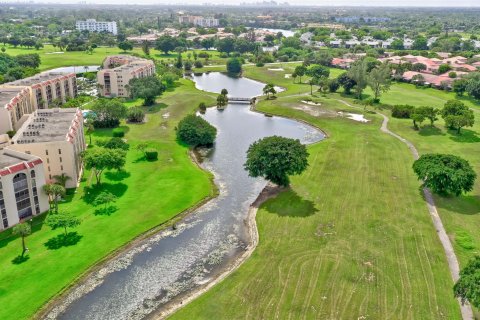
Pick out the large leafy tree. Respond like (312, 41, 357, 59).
(367, 63, 391, 101)
(176, 115, 217, 147)
(12, 222, 31, 257)
(128, 76, 165, 106)
(244, 136, 309, 187)
(118, 41, 133, 52)
(155, 35, 177, 54)
(45, 211, 81, 236)
(337, 73, 356, 94)
(306, 64, 330, 79)
(90, 99, 127, 128)
(82, 148, 127, 185)
(294, 65, 307, 83)
(348, 59, 369, 99)
(226, 57, 242, 74)
(441, 100, 475, 134)
(412, 154, 476, 196)
(216, 37, 235, 55)
(454, 256, 480, 308)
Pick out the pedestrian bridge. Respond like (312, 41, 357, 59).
(228, 97, 256, 104)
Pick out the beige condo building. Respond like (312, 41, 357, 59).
(97, 55, 156, 98)
(7, 108, 86, 189)
(0, 72, 77, 135)
(0, 148, 49, 230)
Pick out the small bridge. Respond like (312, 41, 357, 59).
(228, 97, 256, 105)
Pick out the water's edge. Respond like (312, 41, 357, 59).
(150, 183, 284, 320)
(35, 151, 219, 320)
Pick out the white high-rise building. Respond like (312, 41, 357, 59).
(75, 19, 118, 35)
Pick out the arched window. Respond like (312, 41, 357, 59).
(13, 173, 32, 220)
(31, 170, 36, 178)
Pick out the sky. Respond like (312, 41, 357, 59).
(22, 0, 480, 6)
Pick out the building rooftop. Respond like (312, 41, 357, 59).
(0, 149, 38, 170)
(0, 87, 24, 108)
(8, 72, 73, 87)
(11, 108, 81, 144)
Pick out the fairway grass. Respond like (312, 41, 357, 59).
(3, 45, 226, 71)
(170, 67, 465, 319)
(0, 79, 216, 320)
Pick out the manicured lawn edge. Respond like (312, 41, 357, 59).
(152, 183, 283, 320)
(35, 150, 218, 319)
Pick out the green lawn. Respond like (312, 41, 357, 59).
(170, 67, 463, 319)
(0, 78, 216, 320)
(3, 44, 226, 71)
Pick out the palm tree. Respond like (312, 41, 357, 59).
(53, 173, 71, 188)
(12, 222, 31, 257)
(43, 184, 66, 213)
(221, 88, 228, 96)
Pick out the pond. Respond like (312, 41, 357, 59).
(51, 73, 324, 320)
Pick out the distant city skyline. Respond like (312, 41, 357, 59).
(3, 0, 480, 6)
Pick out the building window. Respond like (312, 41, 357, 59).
(61, 165, 64, 171)
(59, 157, 62, 163)
(58, 149, 61, 155)
(46, 150, 49, 156)
(13, 173, 32, 220)
(30, 170, 35, 178)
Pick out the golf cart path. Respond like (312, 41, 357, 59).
(335, 99, 473, 320)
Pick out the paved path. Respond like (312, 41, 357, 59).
(335, 99, 473, 319)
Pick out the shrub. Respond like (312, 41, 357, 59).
(256, 62, 265, 67)
(112, 128, 125, 138)
(194, 60, 203, 68)
(145, 148, 158, 160)
(198, 52, 210, 58)
(104, 137, 129, 150)
(177, 115, 217, 147)
(6, 130, 15, 138)
(391, 105, 415, 118)
(127, 107, 145, 123)
(226, 57, 242, 74)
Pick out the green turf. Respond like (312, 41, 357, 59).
(0, 78, 216, 320)
(3, 45, 226, 71)
(170, 66, 463, 319)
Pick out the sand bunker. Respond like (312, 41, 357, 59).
(338, 111, 370, 123)
(45, 52, 65, 54)
(284, 74, 291, 78)
(268, 68, 284, 71)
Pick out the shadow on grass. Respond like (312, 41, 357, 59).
(44, 232, 83, 250)
(82, 182, 128, 205)
(105, 170, 131, 181)
(435, 194, 480, 216)
(418, 126, 445, 136)
(449, 129, 480, 143)
(11, 255, 30, 265)
(263, 190, 317, 218)
(145, 103, 168, 113)
(94, 205, 118, 216)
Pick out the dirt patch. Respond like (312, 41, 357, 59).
(293, 104, 336, 118)
(301, 100, 321, 106)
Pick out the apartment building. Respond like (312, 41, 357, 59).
(178, 15, 219, 27)
(7, 108, 85, 189)
(0, 148, 49, 230)
(97, 55, 156, 98)
(76, 19, 118, 35)
(0, 72, 77, 134)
